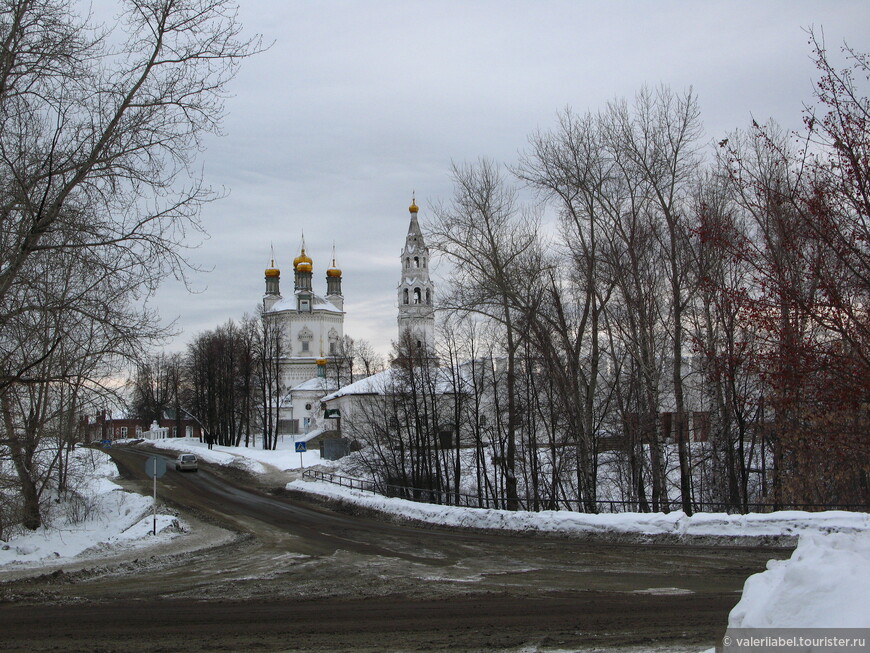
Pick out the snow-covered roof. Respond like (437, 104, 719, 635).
(295, 426, 333, 443)
(322, 369, 395, 401)
(322, 366, 459, 402)
(291, 376, 339, 393)
(268, 293, 341, 313)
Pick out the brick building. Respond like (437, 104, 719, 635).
(82, 411, 202, 442)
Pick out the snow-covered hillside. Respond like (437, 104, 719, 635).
(0, 447, 181, 569)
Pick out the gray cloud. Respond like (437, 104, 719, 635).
(151, 0, 870, 356)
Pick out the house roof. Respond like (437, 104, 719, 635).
(290, 376, 339, 393)
(295, 426, 329, 443)
(322, 366, 459, 402)
(322, 369, 395, 401)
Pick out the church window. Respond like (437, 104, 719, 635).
(426, 289, 431, 305)
(423, 258, 427, 268)
(301, 341, 309, 352)
(413, 288, 421, 304)
(329, 341, 337, 354)
(414, 256, 419, 268)
(405, 257, 410, 269)
(403, 288, 409, 304)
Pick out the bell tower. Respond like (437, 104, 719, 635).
(397, 195, 435, 351)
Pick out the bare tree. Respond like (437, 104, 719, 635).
(0, 0, 260, 528)
(689, 166, 763, 510)
(345, 331, 451, 500)
(516, 109, 619, 512)
(604, 86, 704, 514)
(429, 159, 542, 510)
(130, 353, 176, 425)
(0, 282, 121, 529)
(256, 306, 283, 450)
(354, 338, 385, 377)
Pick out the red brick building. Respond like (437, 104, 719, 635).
(82, 411, 202, 442)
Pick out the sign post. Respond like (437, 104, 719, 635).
(144, 456, 167, 536)
(295, 441, 307, 470)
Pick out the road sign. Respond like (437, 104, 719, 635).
(145, 456, 167, 478)
(295, 440, 307, 470)
(144, 456, 167, 536)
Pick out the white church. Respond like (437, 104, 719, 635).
(261, 197, 435, 446)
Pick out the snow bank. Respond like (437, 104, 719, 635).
(287, 479, 870, 538)
(143, 436, 331, 473)
(0, 447, 181, 569)
(729, 532, 870, 628)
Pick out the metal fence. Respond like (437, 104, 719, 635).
(299, 470, 869, 514)
(301, 470, 506, 508)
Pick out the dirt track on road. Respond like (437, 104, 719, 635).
(0, 445, 792, 652)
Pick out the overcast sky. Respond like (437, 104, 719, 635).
(148, 0, 870, 357)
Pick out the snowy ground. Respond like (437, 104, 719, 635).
(143, 434, 333, 474)
(0, 447, 181, 570)
(122, 437, 870, 633)
(286, 478, 870, 539)
(729, 532, 870, 628)
(2, 437, 868, 641)
(285, 470, 870, 634)
(0, 436, 329, 573)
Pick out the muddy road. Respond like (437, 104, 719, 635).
(0, 445, 791, 652)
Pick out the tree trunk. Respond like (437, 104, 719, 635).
(3, 396, 41, 530)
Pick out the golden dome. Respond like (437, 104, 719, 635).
(409, 198, 419, 214)
(265, 258, 280, 278)
(326, 257, 342, 278)
(316, 357, 328, 366)
(293, 247, 312, 272)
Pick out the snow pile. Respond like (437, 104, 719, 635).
(0, 447, 180, 569)
(143, 436, 331, 473)
(729, 532, 870, 628)
(673, 510, 870, 538)
(145, 437, 267, 474)
(287, 479, 870, 538)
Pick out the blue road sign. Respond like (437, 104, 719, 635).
(295, 441, 307, 453)
(145, 456, 167, 478)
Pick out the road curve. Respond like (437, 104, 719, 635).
(0, 444, 790, 652)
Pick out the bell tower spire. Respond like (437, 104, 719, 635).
(397, 194, 435, 351)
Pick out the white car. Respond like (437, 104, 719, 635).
(175, 454, 198, 472)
